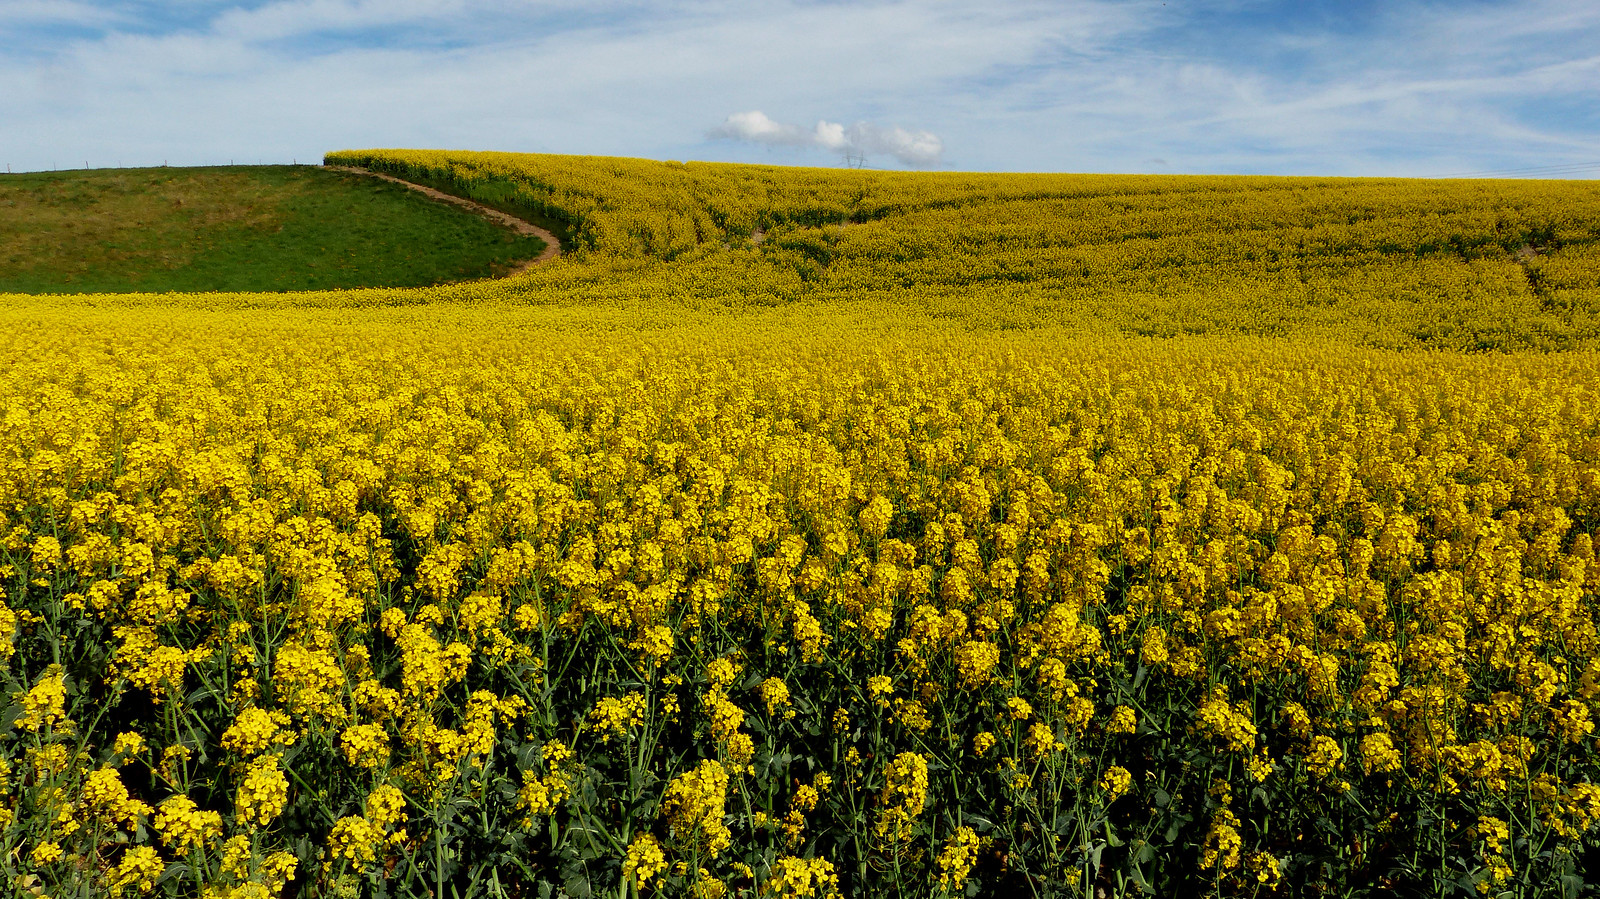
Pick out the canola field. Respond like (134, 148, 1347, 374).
(2, 151, 1600, 898)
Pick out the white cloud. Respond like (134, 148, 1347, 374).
(0, 0, 114, 22)
(905, 0, 1600, 175)
(711, 111, 944, 166)
(209, 0, 467, 42)
(710, 111, 811, 147)
(0, 0, 1595, 176)
(0, 0, 128, 38)
(845, 124, 943, 167)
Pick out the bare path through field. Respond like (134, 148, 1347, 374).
(323, 165, 560, 276)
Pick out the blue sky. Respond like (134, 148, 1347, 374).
(2, 0, 1597, 176)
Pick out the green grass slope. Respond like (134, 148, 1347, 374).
(0, 165, 546, 294)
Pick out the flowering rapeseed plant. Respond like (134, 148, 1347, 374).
(0, 148, 1599, 896)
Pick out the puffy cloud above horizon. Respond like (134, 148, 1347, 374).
(1, 0, 1597, 177)
(710, 111, 943, 167)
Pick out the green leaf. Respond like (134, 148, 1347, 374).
(560, 860, 594, 899)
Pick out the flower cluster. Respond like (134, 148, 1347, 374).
(2, 146, 1600, 898)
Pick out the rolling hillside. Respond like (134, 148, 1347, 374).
(325, 149, 1600, 350)
(0, 164, 547, 294)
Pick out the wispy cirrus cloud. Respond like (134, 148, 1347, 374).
(208, 0, 470, 42)
(0, 0, 116, 23)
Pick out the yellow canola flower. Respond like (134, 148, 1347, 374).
(340, 722, 390, 769)
(1306, 735, 1345, 779)
(935, 827, 981, 893)
(1476, 815, 1511, 856)
(1245, 750, 1276, 783)
(875, 751, 929, 843)
(662, 759, 733, 858)
(1360, 733, 1404, 776)
(1247, 851, 1283, 889)
(1107, 705, 1138, 735)
(866, 675, 893, 707)
(16, 665, 69, 733)
(1024, 722, 1064, 758)
(30, 840, 63, 865)
(632, 624, 674, 667)
(327, 815, 385, 866)
(113, 626, 208, 705)
(366, 783, 408, 830)
(109, 846, 164, 896)
(31, 535, 62, 571)
(759, 677, 794, 718)
(1193, 685, 1257, 753)
(234, 755, 290, 827)
(155, 794, 223, 854)
(272, 640, 348, 720)
(954, 640, 1001, 689)
(221, 707, 294, 756)
(706, 657, 740, 690)
(0, 600, 18, 660)
(1200, 809, 1243, 871)
(588, 692, 648, 742)
(113, 731, 148, 760)
(622, 833, 667, 891)
(83, 766, 154, 829)
(1099, 766, 1133, 801)
(762, 856, 841, 899)
(518, 740, 575, 821)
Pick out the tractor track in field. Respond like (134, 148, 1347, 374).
(322, 165, 561, 276)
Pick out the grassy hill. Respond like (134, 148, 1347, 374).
(0, 164, 546, 294)
(322, 150, 1600, 351)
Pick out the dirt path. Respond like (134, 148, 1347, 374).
(323, 165, 560, 276)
